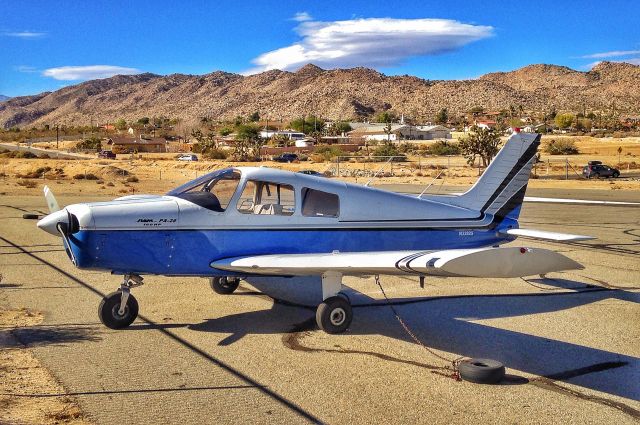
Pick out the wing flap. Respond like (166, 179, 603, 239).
(211, 247, 583, 278)
(502, 228, 595, 241)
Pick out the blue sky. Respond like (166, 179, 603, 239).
(1, 0, 639, 97)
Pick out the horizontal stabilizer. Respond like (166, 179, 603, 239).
(212, 246, 584, 278)
(501, 228, 594, 242)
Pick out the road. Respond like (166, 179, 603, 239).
(1, 189, 639, 424)
(0, 143, 93, 160)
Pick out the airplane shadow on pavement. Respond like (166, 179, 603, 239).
(188, 275, 640, 402)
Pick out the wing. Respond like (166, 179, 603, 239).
(211, 247, 583, 279)
(500, 228, 595, 242)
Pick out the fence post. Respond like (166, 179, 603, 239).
(565, 158, 569, 180)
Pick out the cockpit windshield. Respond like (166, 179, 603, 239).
(167, 168, 241, 212)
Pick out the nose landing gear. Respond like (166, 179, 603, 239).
(98, 274, 143, 329)
(316, 272, 353, 334)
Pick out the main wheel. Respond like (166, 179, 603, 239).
(613, 172, 620, 178)
(458, 358, 505, 384)
(210, 276, 240, 294)
(98, 291, 138, 329)
(316, 296, 353, 334)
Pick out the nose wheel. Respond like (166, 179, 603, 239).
(98, 290, 139, 329)
(98, 274, 143, 329)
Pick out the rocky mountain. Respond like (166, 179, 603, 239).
(1, 62, 639, 128)
(0, 95, 10, 102)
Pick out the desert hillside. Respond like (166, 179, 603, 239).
(1, 62, 639, 128)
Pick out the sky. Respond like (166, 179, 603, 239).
(1, 0, 639, 97)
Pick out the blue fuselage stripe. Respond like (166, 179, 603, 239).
(67, 225, 515, 276)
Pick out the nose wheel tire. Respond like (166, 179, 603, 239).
(316, 296, 353, 334)
(210, 276, 241, 294)
(98, 291, 139, 329)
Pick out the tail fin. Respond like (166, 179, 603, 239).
(447, 132, 540, 219)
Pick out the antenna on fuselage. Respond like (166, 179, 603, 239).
(417, 169, 445, 198)
(364, 156, 394, 187)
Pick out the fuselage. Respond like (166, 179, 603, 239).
(40, 167, 518, 276)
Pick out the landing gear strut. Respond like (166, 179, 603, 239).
(316, 272, 353, 334)
(98, 274, 143, 329)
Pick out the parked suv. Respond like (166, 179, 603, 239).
(273, 153, 298, 163)
(98, 150, 116, 159)
(177, 154, 198, 161)
(582, 161, 620, 179)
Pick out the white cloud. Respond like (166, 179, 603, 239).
(585, 58, 640, 69)
(581, 49, 640, 59)
(4, 31, 46, 38)
(292, 12, 312, 22)
(15, 65, 38, 73)
(247, 18, 493, 73)
(42, 65, 142, 81)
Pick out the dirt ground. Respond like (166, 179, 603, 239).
(1, 136, 640, 198)
(0, 305, 90, 424)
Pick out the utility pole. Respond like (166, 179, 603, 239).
(56, 125, 59, 150)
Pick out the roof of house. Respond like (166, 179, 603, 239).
(110, 137, 166, 145)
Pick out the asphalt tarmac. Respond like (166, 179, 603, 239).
(0, 187, 639, 424)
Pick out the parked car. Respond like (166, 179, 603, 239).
(177, 154, 198, 161)
(298, 170, 326, 177)
(273, 153, 298, 163)
(582, 161, 620, 179)
(98, 150, 116, 159)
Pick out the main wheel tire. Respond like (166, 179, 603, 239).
(613, 172, 620, 178)
(458, 358, 505, 384)
(98, 291, 138, 329)
(316, 296, 353, 334)
(210, 276, 240, 294)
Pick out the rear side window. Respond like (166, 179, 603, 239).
(302, 188, 340, 217)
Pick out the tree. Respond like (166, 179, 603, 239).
(249, 111, 260, 122)
(373, 111, 396, 123)
(115, 118, 127, 131)
(469, 106, 484, 116)
(435, 108, 448, 124)
(290, 116, 325, 134)
(137, 117, 150, 125)
(233, 124, 262, 161)
(459, 126, 501, 167)
(191, 129, 218, 153)
(555, 113, 575, 129)
(383, 122, 393, 145)
(332, 121, 352, 134)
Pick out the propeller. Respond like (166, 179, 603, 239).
(37, 186, 77, 265)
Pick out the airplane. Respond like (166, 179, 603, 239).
(37, 132, 594, 334)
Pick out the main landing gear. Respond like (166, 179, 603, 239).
(316, 272, 353, 334)
(98, 274, 143, 329)
(209, 276, 241, 294)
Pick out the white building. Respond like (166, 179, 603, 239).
(348, 124, 451, 142)
(259, 130, 306, 140)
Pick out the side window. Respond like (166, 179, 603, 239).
(237, 181, 295, 216)
(302, 188, 340, 217)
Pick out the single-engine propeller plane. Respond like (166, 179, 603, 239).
(37, 133, 594, 333)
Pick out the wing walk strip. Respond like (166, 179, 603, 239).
(0, 235, 322, 424)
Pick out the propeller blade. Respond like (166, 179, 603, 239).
(44, 185, 60, 213)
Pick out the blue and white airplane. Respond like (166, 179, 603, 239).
(37, 133, 592, 333)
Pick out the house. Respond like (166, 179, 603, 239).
(348, 124, 451, 142)
(110, 137, 167, 153)
(259, 130, 306, 140)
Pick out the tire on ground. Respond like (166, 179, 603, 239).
(458, 358, 505, 384)
(22, 213, 39, 219)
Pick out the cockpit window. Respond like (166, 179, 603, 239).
(237, 180, 295, 216)
(168, 169, 241, 212)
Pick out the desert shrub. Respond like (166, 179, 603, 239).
(425, 141, 460, 156)
(14, 151, 38, 159)
(72, 174, 85, 180)
(126, 175, 139, 183)
(96, 180, 104, 184)
(314, 146, 344, 161)
(76, 137, 102, 151)
(205, 148, 228, 160)
(544, 139, 579, 155)
(372, 144, 406, 162)
(17, 179, 37, 188)
(106, 182, 115, 187)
